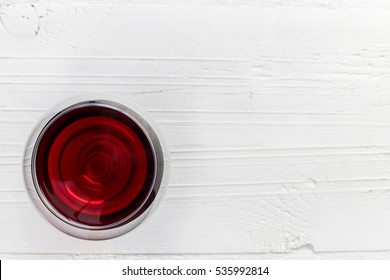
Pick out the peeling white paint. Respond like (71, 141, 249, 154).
(0, 3, 47, 38)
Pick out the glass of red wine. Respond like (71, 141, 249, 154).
(24, 97, 168, 240)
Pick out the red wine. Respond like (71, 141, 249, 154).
(34, 104, 156, 227)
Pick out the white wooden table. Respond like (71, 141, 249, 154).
(2, 1, 390, 259)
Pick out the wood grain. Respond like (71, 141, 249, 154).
(1, 3, 390, 258)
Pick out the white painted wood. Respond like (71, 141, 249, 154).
(2, 2, 390, 258)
